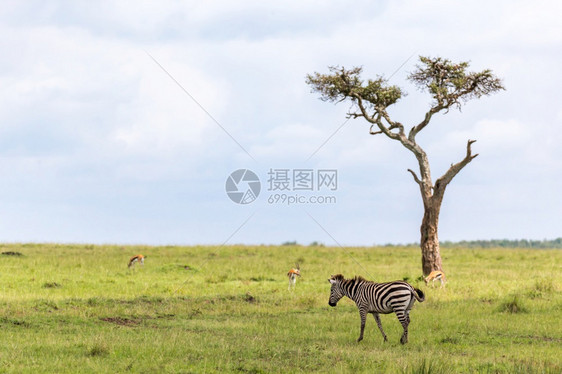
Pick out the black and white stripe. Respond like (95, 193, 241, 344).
(328, 274, 425, 344)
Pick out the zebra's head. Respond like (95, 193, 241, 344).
(328, 274, 345, 307)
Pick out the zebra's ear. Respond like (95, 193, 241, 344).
(328, 278, 336, 284)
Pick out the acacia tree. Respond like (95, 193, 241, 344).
(306, 56, 504, 275)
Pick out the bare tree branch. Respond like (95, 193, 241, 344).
(353, 97, 404, 143)
(407, 169, 422, 185)
(408, 104, 444, 141)
(369, 125, 383, 135)
(346, 112, 364, 119)
(434, 139, 478, 198)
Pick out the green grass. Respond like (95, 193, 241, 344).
(0, 243, 561, 373)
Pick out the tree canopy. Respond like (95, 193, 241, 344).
(306, 56, 504, 143)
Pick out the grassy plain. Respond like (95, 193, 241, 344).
(0, 243, 561, 373)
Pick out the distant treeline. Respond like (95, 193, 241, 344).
(284, 239, 562, 249)
(439, 238, 562, 249)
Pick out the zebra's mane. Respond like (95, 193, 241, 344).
(352, 275, 368, 283)
(332, 274, 371, 284)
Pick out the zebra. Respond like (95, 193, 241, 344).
(328, 274, 425, 344)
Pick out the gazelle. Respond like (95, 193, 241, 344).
(424, 270, 446, 288)
(128, 254, 146, 269)
(287, 264, 301, 290)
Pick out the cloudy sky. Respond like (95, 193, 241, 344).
(1, 0, 560, 246)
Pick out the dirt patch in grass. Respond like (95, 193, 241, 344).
(0, 317, 30, 327)
(42, 282, 62, 289)
(33, 300, 60, 311)
(525, 335, 562, 343)
(99, 317, 142, 327)
(244, 292, 256, 303)
(440, 336, 460, 344)
(1, 251, 24, 256)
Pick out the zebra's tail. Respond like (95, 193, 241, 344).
(413, 288, 425, 302)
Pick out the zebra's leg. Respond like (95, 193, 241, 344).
(372, 313, 387, 342)
(396, 310, 409, 344)
(357, 309, 367, 342)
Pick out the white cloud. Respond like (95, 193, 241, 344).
(111, 54, 224, 154)
(0, 1, 561, 244)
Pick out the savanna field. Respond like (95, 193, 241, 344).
(0, 244, 560, 373)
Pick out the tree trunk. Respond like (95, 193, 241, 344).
(420, 198, 443, 276)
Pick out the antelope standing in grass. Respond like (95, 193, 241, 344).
(287, 264, 301, 290)
(128, 254, 146, 269)
(328, 274, 425, 344)
(424, 270, 446, 288)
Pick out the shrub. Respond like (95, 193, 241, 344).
(87, 344, 109, 357)
(42, 282, 62, 289)
(497, 296, 527, 314)
(527, 278, 555, 299)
